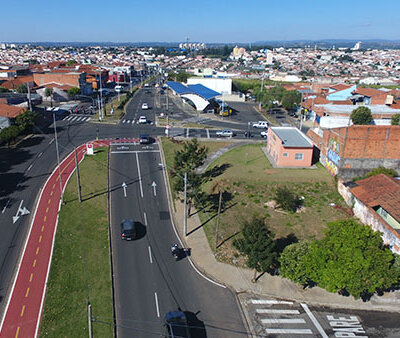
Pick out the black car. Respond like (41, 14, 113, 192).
(165, 311, 191, 338)
(120, 219, 137, 240)
(139, 134, 151, 144)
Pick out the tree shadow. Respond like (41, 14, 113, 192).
(206, 191, 234, 212)
(216, 231, 240, 249)
(203, 163, 231, 181)
(275, 233, 298, 255)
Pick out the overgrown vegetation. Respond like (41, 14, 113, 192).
(354, 166, 398, 181)
(0, 110, 40, 146)
(274, 186, 301, 212)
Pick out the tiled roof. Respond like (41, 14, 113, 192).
(330, 84, 352, 91)
(351, 174, 400, 222)
(354, 87, 385, 97)
(0, 103, 26, 118)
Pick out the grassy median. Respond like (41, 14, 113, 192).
(40, 148, 113, 338)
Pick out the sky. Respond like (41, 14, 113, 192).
(1, 0, 400, 43)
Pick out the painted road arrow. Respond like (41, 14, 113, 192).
(12, 200, 30, 224)
(151, 181, 157, 197)
(122, 182, 128, 198)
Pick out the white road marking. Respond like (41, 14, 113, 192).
(110, 150, 160, 154)
(206, 129, 210, 138)
(76, 116, 82, 121)
(66, 116, 73, 121)
(148, 246, 153, 264)
(154, 292, 160, 318)
(251, 299, 293, 305)
(186, 128, 189, 138)
(257, 309, 300, 314)
(131, 120, 135, 125)
(86, 117, 91, 122)
(71, 116, 78, 121)
(143, 212, 147, 225)
(49, 138, 54, 145)
(27, 164, 33, 172)
(301, 303, 328, 338)
(265, 328, 313, 334)
(38, 152, 43, 158)
(122, 120, 126, 124)
(2, 199, 10, 214)
(126, 119, 131, 123)
(136, 152, 143, 198)
(262, 318, 306, 324)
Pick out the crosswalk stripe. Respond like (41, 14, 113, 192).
(122, 120, 126, 123)
(62, 116, 68, 121)
(265, 328, 313, 334)
(86, 117, 91, 122)
(132, 120, 135, 124)
(127, 120, 130, 123)
(262, 318, 306, 324)
(251, 299, 294, 305)
(76, 117, 82, 121)
(256, 309, 300, 314)
(67, 116, 73, 121)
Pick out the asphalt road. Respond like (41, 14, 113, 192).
(109, 142, 247, 337)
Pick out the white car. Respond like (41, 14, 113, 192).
(252, 121, 269, 128)
(138, 116, 147, 124)
(141, 103, 149, 110)
(260, 130, 268, 138)
(216, 129, 234, 137)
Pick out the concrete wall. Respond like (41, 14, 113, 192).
(0, 115, 10, 130)
(216, 93, 245, 102)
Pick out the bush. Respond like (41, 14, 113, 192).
(391, 113, 400, 126)
(274, 186, 300, 212)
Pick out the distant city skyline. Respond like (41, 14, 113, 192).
(1, 0, 400, 43)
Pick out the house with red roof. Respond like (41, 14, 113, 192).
(338, 174, 400, 254)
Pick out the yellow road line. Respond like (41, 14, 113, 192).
(15, 326, 20, 338)
(20, 305, 25, 317)
(41, 225, 44, 232)
(36, 247, 39, 255)
(25, 287, 30, 298)
(44, 216, 47, 222)
(29, 273, 33, 282)
(46, 207, 49, 213)
(47, 198, 51, 205)
(39, 235, 42, 243)
(32, 259, 36, 268)
(50, 190, 54, 196)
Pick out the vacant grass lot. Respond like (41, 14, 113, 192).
(40, 148, 113, 338)
(161, 139, 351, 265)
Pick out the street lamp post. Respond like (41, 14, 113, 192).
(259, 71, 265, 111)
(53, 112, 64, 203)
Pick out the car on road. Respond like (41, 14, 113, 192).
(260, 130, 268, 138)
(120, 219, 137, 241)
(252, 121, 269, 128)
(139, 134, 150, 144)
(141, 103, 149, 110)
(138, 116, 147, 124)
(164, 311, 191, 338)
(216, 129, 234, 137)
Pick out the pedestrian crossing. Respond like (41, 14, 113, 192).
(121, 119, 136, 124)
(248, 298, 325, 336)
(62, 115, 92, 122)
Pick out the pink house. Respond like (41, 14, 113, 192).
(267, 127, 313, 167)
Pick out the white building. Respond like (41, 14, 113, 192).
(187, 77, 232, 95)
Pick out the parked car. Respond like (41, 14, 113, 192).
(139, 134, 150, 144)
(216, 129, 234, 137)
(252, 121, 269, 129)
(120, 219, 137, 241)
(141, 103, 149, 110)
(164, 311, 191, 338)
(260, 130, 268, 138)
(138, 116, 147, 124)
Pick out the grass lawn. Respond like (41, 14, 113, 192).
(200, 144, 351, 263)
(39, 148, 113, 338)
(161, 139, 351, 265)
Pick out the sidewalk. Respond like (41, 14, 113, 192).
(165, 178, 400, 313)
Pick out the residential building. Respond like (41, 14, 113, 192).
(266, 127, 314, 167)
(338, 174, 400, 254)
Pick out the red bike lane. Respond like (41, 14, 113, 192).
(0, 139, 116, 338)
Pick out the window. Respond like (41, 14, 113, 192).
(283, 152, 288, 157)
(295, 153, 303, 160)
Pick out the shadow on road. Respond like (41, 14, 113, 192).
(184, 311, 207, 338)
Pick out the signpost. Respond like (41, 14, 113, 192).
(86, 143, 94, 155)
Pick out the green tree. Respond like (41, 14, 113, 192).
(274, 186, 300, 212)
(233, 216, 277, 282)
(391, 113, 400, 125)
(172, 138, 208, 201)
(67, 87, 80, 98)
(351, 106, 373, 125)
(305, 219, 399, 299)
(15, 111, 35, 133)
(0, 125, 20, 146)
(0, 86, 9, 93)
(361, 167, 397, 180)
(16, 84, 28, 93)
(281, 90, 301, 110)
(66, 59, 78, 66)
(279, 241, 311, 286)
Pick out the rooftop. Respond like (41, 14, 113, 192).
(270, 127, 313, 148)
(166, 81, 220, 100)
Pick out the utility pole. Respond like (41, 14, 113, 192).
(183, 172, 187, 237)
(259, 71, 265, 111)
(88, 302, 93, 338)
(27, 83, 32, 112)
(74, 147, 82, 202)
(215, 190, 223, 248)
(53, 113, 64, 203)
